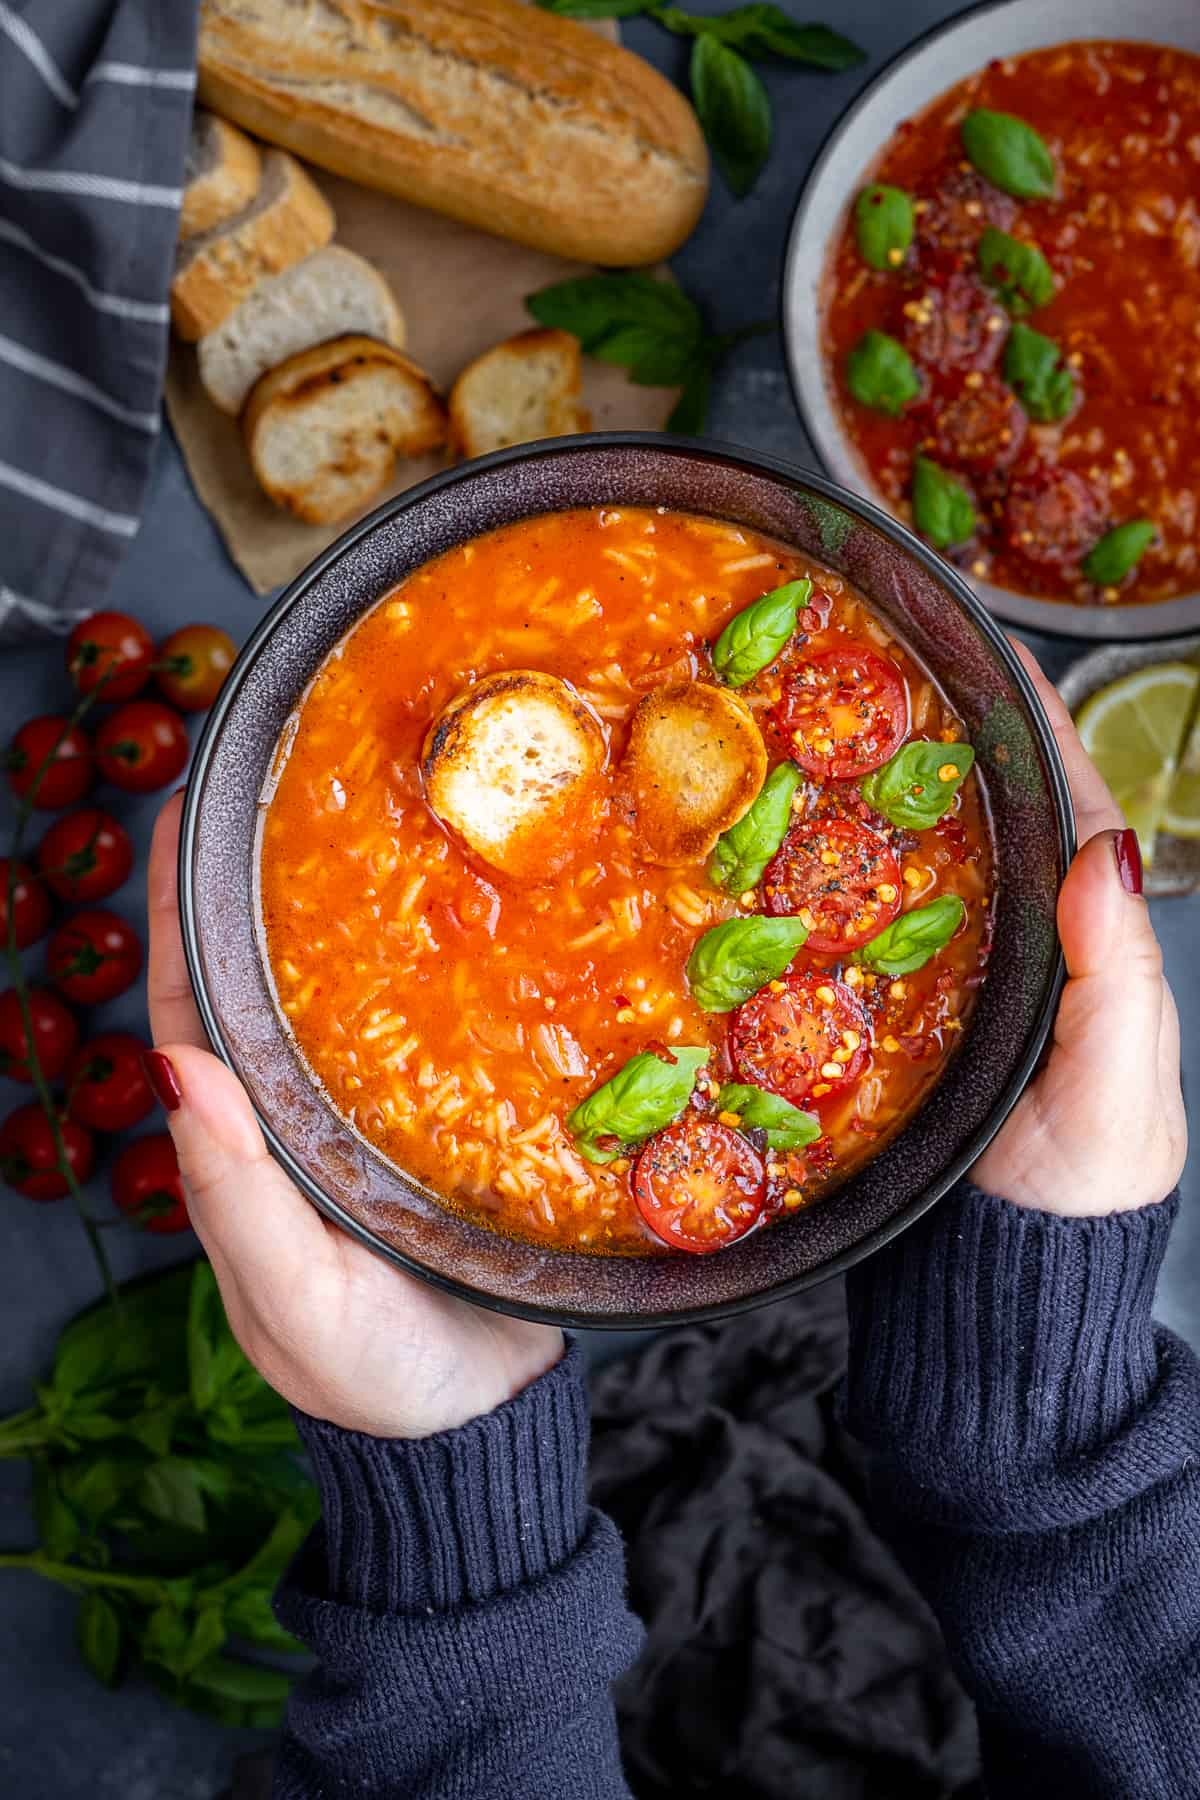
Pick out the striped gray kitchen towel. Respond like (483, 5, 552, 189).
(0, 0, 198, 647)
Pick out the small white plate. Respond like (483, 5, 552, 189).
(781, 0, 1200, 642)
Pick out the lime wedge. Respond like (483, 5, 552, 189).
(1164, 711, 1200, 840)
(1074, 662, 1200, 864)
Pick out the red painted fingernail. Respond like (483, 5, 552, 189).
(1114, 827, 1143, 896)
(142, 1050, 182, 1112)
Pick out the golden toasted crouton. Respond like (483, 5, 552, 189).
(622, 681, 767, 866)
(422, 670, 606, 879)
(448, 329, 590, 461)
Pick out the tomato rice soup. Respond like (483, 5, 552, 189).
(259, 507, 994, 1255)
(824, 41, 1200, 606)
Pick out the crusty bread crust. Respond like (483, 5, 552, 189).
(179, 112, 262, 240)
(449, 329, 589, 460)
(622, 682, 768, 866)
(197, 0, 708, 267)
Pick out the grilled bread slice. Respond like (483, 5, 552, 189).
(244, 335, 447, 524)
(423, 670, 606, 879)
(622, 681, 767, 866)
(171, 148, 335, 340)
(180, 111, 262, 240)
(449, 329, 590, 461)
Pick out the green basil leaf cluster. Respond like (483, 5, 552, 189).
(853, 895, 965, 975)
(961, 109, 1056, 199)
(712, 578, 811, 686)
(854, 184, 915, 269)
(1003, 321, 1076, 422)
(687, 915, 809, 1011)
(912, 457, 976, 549)
(567, 1048, 709, 1163)
(655, 5, 864, 68)
(716, 1082, 821, 1149)
(708, 761, 801, 891)
(846, 330, 921, 415)
(1082, 519, 1156, 585)
(977, 225, 1055, 315)
(860, 741, 975, 829)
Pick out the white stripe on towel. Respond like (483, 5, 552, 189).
(0, 4, 79, 108)
(88, 61, 197, 92)
(0, 333, 159, 432)
(0, 218, 169, 324)
(0, 157, 181, 207)
(0, 459, 139, 537)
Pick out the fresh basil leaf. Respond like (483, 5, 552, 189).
(188, 1262, 248, 1416)
(912, 456, 976, 549)
(687, 915, 809, 1011)
(33, 1464, 82, 1560)
(1082, 519, 1156, 585)
(853, 895, 965, 976)
(224, 1584, 306, 1656)
(859, 741, 975, 829)
(846, 330, 920, 416)
(139, 1459, 209, 1535)
(961, 109, 1056, 200)
(186, 1653, 292, 1712)
(52, 1267, 192, 1402)
(668, 363, 712, 434)
(1002, 321, 1075, 422)
(709, 762, 801, 892)
(716, 1082, 820, 1149)
(690, 35, 771, 198)
(77, 1592, 123, 1687)
(528, 271, 704, 352)
(977, 226, 1054, 315)
(854, 184, 915, 270)
(59, 1454, 140, 1524)
(711, 578, 811, 686)
(142, 1600, 194, 1678)
(653, 5, 864, 68)
(567, 1048, 709, 1163)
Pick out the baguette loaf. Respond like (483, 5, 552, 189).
(196, 0, 708, 267)
(172, 149, 335, 341)
(180, 111, 261, 240)
(449, 329, 589, 460)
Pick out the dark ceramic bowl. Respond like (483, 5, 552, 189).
(181, 435, 1072, 1328)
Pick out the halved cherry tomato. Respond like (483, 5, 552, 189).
(95, 702, 188, 793)
(65, 1032, 154, 1131)
(730, 973, 871, 1110)
(0, 986, 80, 1082)
(47, 910, 143, 1006)
(633, 1114, 765, 1254)
(67, 611, 153, 701)
(36, 808, 133, 904)
(155, 624, 236, 712)
(6, 717, 93, 810)
(0, 859, 52, 949)
(0, 1102, 94, 1200)
(111, 1132, 189, 1233)
(762, 816, 902, 954)
(773, 645, 908, 780)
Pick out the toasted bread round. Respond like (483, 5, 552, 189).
(449, 328, 590, 461)
(622, 681, 767, 866)
(423, 670, 606, 880)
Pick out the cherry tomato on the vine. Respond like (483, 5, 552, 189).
(155, 624, 236, 712)
(0, 986, 80, 1082)
(95, 702, 188, 793)
(111, 1132, 189, 1233)
(36, 808, 134, 905)
(0, 1102, 94, 1200)
(5, 717, 93, 810)
(47, 910, 143, 1006)
(0, 860, 52, 949)
(67, 611, 154, 702)
(65, 1032, 154, 1131)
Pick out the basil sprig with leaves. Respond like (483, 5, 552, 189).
(853, 894, 965, 976)
(1082, 519, 1157, 585)
(687, 915, 809, 1011)
(709, 761, 800, 891)
(535, 0, 863, 196)
(846, 330, 921, 415)
(717, 1082, 821, 1149)
(711, 578, 811, 686)
(854, 184, 915, 270)
(961, 109, 1056, 200)
(860, 741, 975, 829)
(1003, 322, 1076, 423)
(977, 226, 1055, 315)
(567, 1047, 709, 1163)
(912, 457, 976, 549)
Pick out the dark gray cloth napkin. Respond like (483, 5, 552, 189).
(0, 0, 198, 647)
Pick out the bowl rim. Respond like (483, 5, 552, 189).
(779, 0, 1200, 644)
(180, 431, 1073, 1328)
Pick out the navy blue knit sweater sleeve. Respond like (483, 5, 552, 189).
(273, 1340, 641, 1799)
(846, 1181, 1200, 1799)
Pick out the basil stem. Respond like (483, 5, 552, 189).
(716, 1082, 821, 1150)
(846, 329, 921, 416)
(708, 761, 801, 892)
(961, 109, 1056, 200)
(859, 741, 975, 830)
(911, 456, 976, 549)
(686, 915, 809, 1012)
(566, 1048, 710, 1164)
(977, 226, 1055, 315)
(711, 578, 812, 686)
(1082, 519, 1157, 586)
(852, 895, 965, 976)
(854, 184, 915, 271)
(1002, 321, 1076, 423)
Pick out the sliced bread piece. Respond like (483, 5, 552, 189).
(179, 111, 261, 241)
(197, 245, 406, 414)
(423, 670, 606, 880)
(244, 334, 447, 526)
(171, 149, 335, 341)
(448, 328, 590, 461)
(621, 682, 767, 866)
